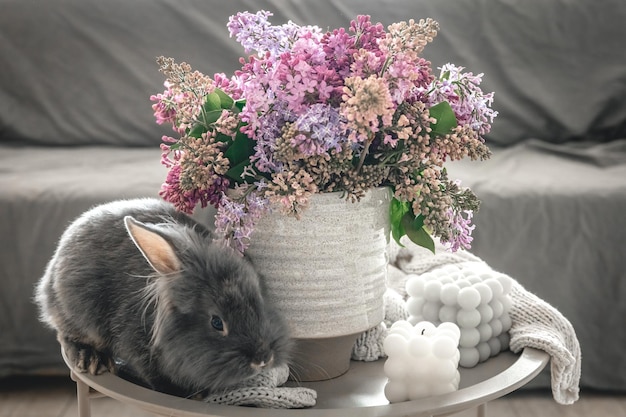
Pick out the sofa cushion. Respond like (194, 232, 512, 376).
(0, 0, 239, 147)
(0, 145, 158, 374)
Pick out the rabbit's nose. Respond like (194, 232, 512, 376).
(251, 353, 274, 370)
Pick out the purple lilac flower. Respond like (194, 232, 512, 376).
(293, 104, 344, 155)
(203, 177, 231, 207)
(251, 109, 285, 173)
(228, 11, 322, 57)
(441, 209, 476, 252)
(214, 191, 269, 253)
(427, 64, 498, 136)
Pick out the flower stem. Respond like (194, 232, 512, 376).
(355, 133, 375, 173)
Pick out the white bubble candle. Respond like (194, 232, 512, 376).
(405, 264, 513, 368)
(383, 321, 461, 403)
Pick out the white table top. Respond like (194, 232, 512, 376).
(66, 348, 549, 417)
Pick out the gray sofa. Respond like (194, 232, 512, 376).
(1, 0, 625, 392)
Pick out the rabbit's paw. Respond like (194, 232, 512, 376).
(62, 338, 112, 375)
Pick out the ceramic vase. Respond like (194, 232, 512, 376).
(245, 187, 391, 381)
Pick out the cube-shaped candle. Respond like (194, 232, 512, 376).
(383, 320, 461, 403)
(405, 264, 513, 368)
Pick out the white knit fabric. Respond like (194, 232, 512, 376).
(508, 281, 581, 404)
(352, 289, 409, 362)
(203, 363, 317, 408)
(353, 237, 581, 405)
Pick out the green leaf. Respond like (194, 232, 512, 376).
(401, 214, 435, 253)
(201, 109, 225, 126)
(214, 88, 235, 109)
(167, 141, 181, 151)
(234, 126, 250, 143)
(410, 213, 425, 230)
(188, 123, 207, 138)
(205, 92, 222, 111)
(234, 99, 246, 112)
(223, 133, 256, 184)
(429, 101, 458, 136)
(390, 198, 408, 224)
(224, 134, 255, 166)
(390, 198, 410, 245)
(215, 132, 233, 144)
(390, 197, 436, 252)
(225, 160, 252, 184)
(189, 107, 224, 138)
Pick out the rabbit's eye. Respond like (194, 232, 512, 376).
(211, 315, 224, 331)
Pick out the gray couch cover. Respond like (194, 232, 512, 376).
(1, 0, 625, 391)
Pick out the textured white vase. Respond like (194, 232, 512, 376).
(245, 187, 391, 380)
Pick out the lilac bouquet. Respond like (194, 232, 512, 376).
(151, 11, 496, 254)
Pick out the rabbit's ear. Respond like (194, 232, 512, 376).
(124, 216, 181, 275)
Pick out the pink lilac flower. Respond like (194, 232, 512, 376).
(153, 57, 217, 133)
(341, 75, 395, 142)
(322, 27, 358, 78)
(159, 165, 198, 214)
(213, 72, 243, 100)
(350, 15, 386, 54)
(150, 84, 178, 126)
(385, 56, 434, 103)
(350, 48, 386, 78)
(381, 18, 439, 62)
(159, 136, 179, 168)
(160, 162, 230, 214)
(234, 55, 277, 135)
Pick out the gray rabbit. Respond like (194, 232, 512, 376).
(35, 198, 292, 398)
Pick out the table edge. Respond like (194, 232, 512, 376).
(64, 347, 550, 417)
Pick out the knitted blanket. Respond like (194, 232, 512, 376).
(204, 362, 317, 408)
(352, 238, 581, 405)
(203, 238, 581, 408)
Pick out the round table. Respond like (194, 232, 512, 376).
(64, 348, 549, 417)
